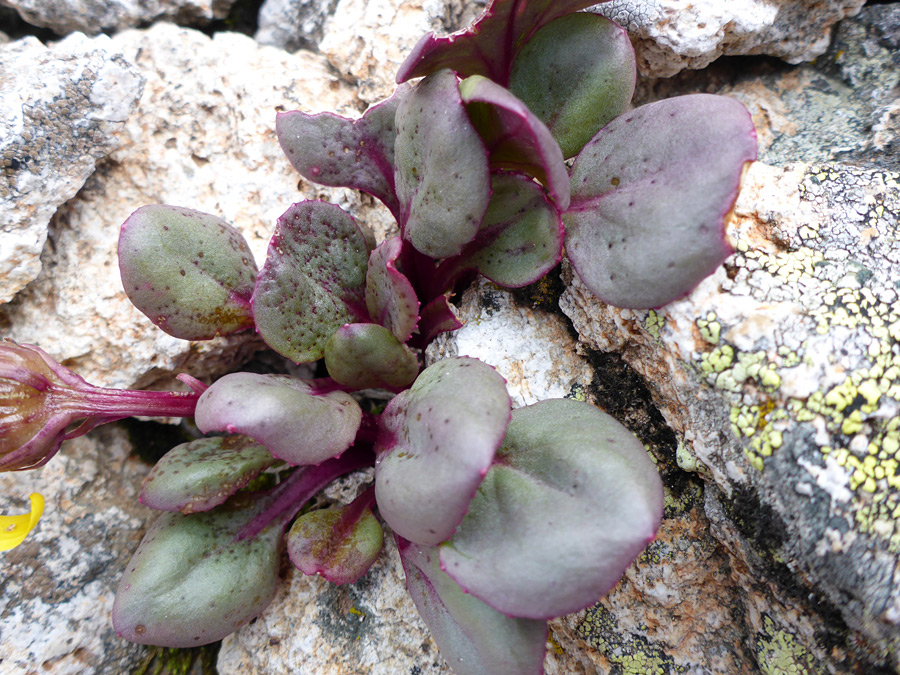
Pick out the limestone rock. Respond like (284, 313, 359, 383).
(319, 0, 486, 104)
(0, 32, 143, 304)
(0, 426, 154, 675)
(1, 23, 395, 389)
(255, 0, 341, 53)
(561, 159, 900, 671)
(594, 0, 866, 78)
(0, 0, 235, 35)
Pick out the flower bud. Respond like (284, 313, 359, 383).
(0, 340, 200, 472)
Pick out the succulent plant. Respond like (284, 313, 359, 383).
(0, 1, 758, 673)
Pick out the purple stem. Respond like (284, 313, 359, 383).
(236, 444, 376, 541)
(62, 384, 200, 419)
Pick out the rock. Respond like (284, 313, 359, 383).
(0, 22, 395, 389)
(319, 0, 486, 104)
(593, 0, 866, 78)
(0, 32, 143, 304)
(255, 0, 341, 53)
(1, 0, 235, 36)
(0, 426, 154, 675)
(561, 159, 900, 671)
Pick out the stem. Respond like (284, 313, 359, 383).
(61, 384, 200, 419)
(236, 444, 376, 541)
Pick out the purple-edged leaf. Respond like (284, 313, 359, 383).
(374, 357, 510, 546)
(276, 85, 410, 218)
(118, 205, 257, 340)
(252, 201, 370, 362)
(140, 435, 278, 514)
(395, 69, 490, 259)
(508, 13, 635, 159)
(287, 491, 383, 585)
(399, 539, 547, 675)
(441, 399, 663, 620)
(324, 323, 419, 390)
(459, 75, 569, 209)
(195, 372, 362, 466)
(565, 94, 758, 309)
(113, 501, 281, 647)
(366, 237, 419, 342)
(396, 0, 606, 85)
(418, 294, 463, 345)
(453, 172, 563, 288)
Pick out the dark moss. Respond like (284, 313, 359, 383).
(133, 644, 220, 675)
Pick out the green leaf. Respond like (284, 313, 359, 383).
(374, 357, 511, 546)
(140, 435, 278, 514)
(399, 539, 547, 675)
(565, 94, 758, 308)
(366, 236, 420, 342)
(324, 323, 420, 390)
(441, 398, 664, 619)
(118, 205, 257, 340)
(509, 13, 636, 159)
(195, 373, 362, 466)
(112, 501, 281, 647)
(252, 201, 370, 362)
(395, 70, 490, 259)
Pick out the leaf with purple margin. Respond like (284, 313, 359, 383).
(140, 435, 278, 514)
(565, 94, 758, 309)
(195, 372, 362, 466)
(508, 13, 635, 159)
(324, 323, 419, 390)
(459, 75, 569, 209)
(395, 69, 490, 259)
(366, 236, 419, 342)
(118, 205, 258, 340)
(113, 500, 281, 647)
(287, 490, 383, 585)
(276, 85, 410, 218)
(453, 172, 563, 288)
(417, 294, 463, 345)
(399, 539, 547, 675)
(440, 399, 664, 620)
(252, 201, 370, 362)
(396, 0, 607, 85)
(374, 357, 510, 546)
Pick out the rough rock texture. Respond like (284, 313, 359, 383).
(562, 159, 900, 672)
(319, 0, 486, 104)
(255, 0, 342, 52)
(0, 426, 154, 675)
(0, 22, 395, 389)
(0, 0, 235, 35)
(594, 0, 866, 78)
(0, 32, 143, 304)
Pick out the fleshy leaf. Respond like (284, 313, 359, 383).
(374, 357, 511, 546)
(287, 489, 383, 585)
(459, 75, 569, 209)
(399, 539, 547, 675)
(366, 237, 419, 342)
(565, 94, 758, 309)
(252, 201, 370, 362)
(113, 501, 281, 647)
(140, 435, 278, 514)
(395, 69, 490, 259)
(417, 295, 463, 345)
(276, 85, 410, 217)
(508, 13, 635, 159)
(195, 372, 362, 466)
(324, 323, 420, 390)
(450, 172, 563, 288)
(396, 0, 606, 85)
(441, 398, 664, 620)
(118, 205, 258, 340)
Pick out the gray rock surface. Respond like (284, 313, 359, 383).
(594, 0, 866, 77)
(0, 32, 143, 304)
(0, 0, 235, 35)
(255, 0, 341, 52)
(0, 426, 153, 675)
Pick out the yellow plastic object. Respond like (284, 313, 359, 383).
(0, 493, 44, 551)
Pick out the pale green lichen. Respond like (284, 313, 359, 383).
(577, 606, 680, 675)
(645, 310, 665, 340)
(755, 614, 818, 675)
